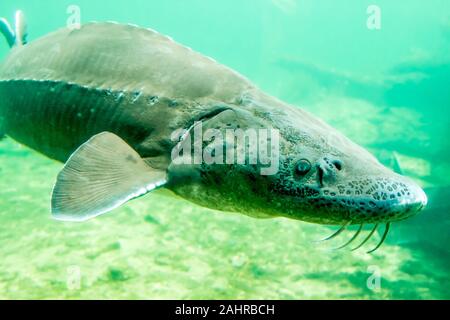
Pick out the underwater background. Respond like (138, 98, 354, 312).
(0, 0, 449, 299)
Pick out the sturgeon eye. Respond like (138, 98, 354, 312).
(296, 159, 312, 175)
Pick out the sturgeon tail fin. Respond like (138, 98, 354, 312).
(0, 10, 27, 48)
(14, 10, 27, 46)
(0, 18, 15, 47)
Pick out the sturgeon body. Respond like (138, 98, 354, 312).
(0, 14, 427, 252)
(0, 22, 252, 165)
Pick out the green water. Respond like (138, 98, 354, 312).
(0, 0, 449, 299)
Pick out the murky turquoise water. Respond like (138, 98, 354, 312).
(0, 0, 449, 299)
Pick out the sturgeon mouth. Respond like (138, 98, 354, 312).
(314, 177, 427, 253)
(317, 177, 428, 224)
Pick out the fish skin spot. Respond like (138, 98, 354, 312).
(148, 96, 159, 105)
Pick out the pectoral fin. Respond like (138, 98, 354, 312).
(51, 132, 167, 222)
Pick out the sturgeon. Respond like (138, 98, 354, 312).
(0, 12, 427, 252)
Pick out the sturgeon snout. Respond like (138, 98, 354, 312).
(311, 157, 427, 253)
(319, 170, 427, 224)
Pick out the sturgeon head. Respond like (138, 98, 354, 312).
(167, 94, 427, 251)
